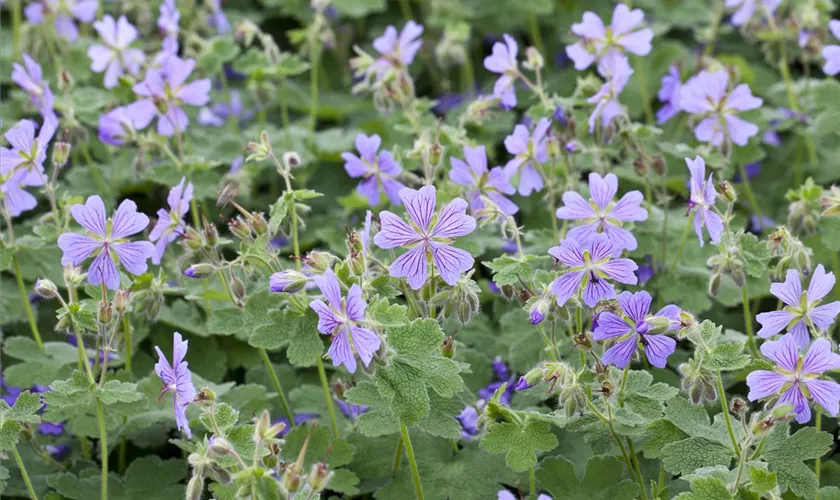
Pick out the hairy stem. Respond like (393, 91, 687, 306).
(668, 212, 694, 275)
(716, 372, 741, 459)
(258, 348, 294, 423)
(741, 285, 759, 358)
(317, 358, 340, 436)
(13, 255, 43, 350)
(400, 424, 425, 500)
(96, 399, 108, 500)
(13, 447, 38, 500)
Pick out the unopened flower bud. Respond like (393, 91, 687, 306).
(524, 46, 544, 70)
(429, 143, 442, 167)
(730, 397, 746, 415)
(202, 215, 218, 245)
(52, 141, 71, 168)
(283, 470, 302, 493)
(99, 300, 113, 324)
(719, 181, 737, 204)
(553, 106, 567, 127)
(250, 213, 268, 235)
(230, 274, 245, 301)
(228, 217, 251, 239)
(651, 155, 666, 176)
(308, 463, 333, 492)
(441, 336, 456, 358)
(254, 410, 272, 440)
(184, 229, 203, 249)
(58, 67, 74, 90)
(565, 140, 579, 153)
(770, 403, 794, 420)
(269, 270, 308, 293)
(304, 251, 332, 273)
(529, 298, 549, 325)
(708, 271, 722, 296)
(63, 264, 83, 286)
(114, 289, 130, 312)
(645, 315, 674, 334)
(517, 368, 544, 391)
(208, 437, 233, 456)
(186, 476, 204, 500)
(184, 263, 215, 278)
(195, 387, 216, 406)
(216, 183, 239, 207)
(633, 157, 647, 176)
(283, 151, 301, 169)
(35, 278, 59, 299)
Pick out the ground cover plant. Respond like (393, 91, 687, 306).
(2, 0, 840, 499)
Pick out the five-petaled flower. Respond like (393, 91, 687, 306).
(747, 334, 840, 423)
(374, 185, 477, 290)
(484, 35, 519, 109)
(57, 195, 155, 290)
(342, 134, 405, 206)
(594, 291, 680, 368)
(1, 118, 57, 217)
(685, 156, 723, 246)
(88, 15, 145, 89)
(149, 177, 193, 265)
(565, 3, 653, 71)
(310, 269, 381, 374)
(372, 21, 424, 76)
(131, 55, 211, 136)
(556, 172, 647, 254)
(12, 54, 55, 119)
(25, 0, 98, 42)
(449, 145, 518, 216)
(756, 265, 840, 346)
(154, 331, 197, 438)
(587, 51, 632, 132)
(549, 233, 638, 307)
(679, 70, 763, 147)
(504, 117, 551, 196)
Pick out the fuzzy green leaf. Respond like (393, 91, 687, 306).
(537, 455, 639, 500)
(673, 475, 734, 500)
(480, 421, 558, 472)
(661, 437, 734, 475)
(738, 232, 772, 278)
(704, 342, 751, 371)
(760, 424, 832, 497)
(95, 380, 143, 405)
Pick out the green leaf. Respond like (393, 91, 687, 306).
(738, 232, 771, 278)
(536, 455, 639, 500)
(748, 464, 777, 495)
(330, 0, 386, 17)
(483, 255, 546, 287)
(199, 403, 239, 434)
(1, 391, 42, 451)
(95, 380, 143, 405)
(615, 369, 678, 426)
(760, 423, 832, 498)
(2, 338, 79, 387)
(280, 422, 356, 468)
(815, 110, 840, 137)
(813, 79, 840, 111)
(43, 371, 93, 409)
(673, 475, 734, 500)
(250, 309, 324, 367)
(480, 421, 559, 472)
(642, 419, 688, 459)
(208, 290, 284, 340)
(705, 343, 751, 371)
(661, 437, 734, 475)
(821, 216, 840, 252)
(198, 37, 240, 75)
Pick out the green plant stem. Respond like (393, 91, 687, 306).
(588, 400, 641, 495)
(13, 254, 43, 350)
(529, 468, 537, 496)
(397, 0, 413, 19)
(816, 408, 822, 484)
(96, 399, 108, 500)
(279, 80, 293, 149)
(316, 358, 340, 437)
(704, 0, 724, 56)
(392, 434, 404, 479)
(12, 0, 22, 60)
(74, 330, 95, 383)
(715, 372, 741, 459)
(118, 436, 127, 474)
(535, 325, 558, 361)
(741, 285, 759, 358)
(258, 348, 294, 423)
(527, 14, 544, 55)
(778, 38, 817, 180)
(13, 447, 38, 500)
(400, 424, 425, 500)
(122, 314, 132, 372)
(626, 438, 649, 500)
(308, 41, 320, 137)
(668, 212, 694, 275)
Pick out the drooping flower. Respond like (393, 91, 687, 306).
(685, 156, 723, 246)
(131, 55, 212, 136)
(549, 233, 638, 307)
(822, 20, 840, 75)
(154, 332, 197, 438)
(373, 186, 477, 289)
(335, 398, 368, 422)
(342, 134, 405, 206)
(25, 0, 98, 42)
(503, 117, 551, 196)
(594, 291, 680, 368)
(372, 21, 424, 75)
(57, 195, 155, 290)
(11, 54, 55, 118)
(149, 177, 193, 265)
(1, 118, 56, 217)
(726, 0, 782, 27)
(449, 145, 518, 216)
(679, 70, 763, 147)
(656, 64, 682, 124)
(483, 34, 519, 108)
(756, 265, 840, 346)
(309, 270, 382, 373)
(565, 3, 653, 71)
(88, 15, 145, 89)
(587, 51, 632, 132)
(555, 172, 647, 253)
(747, 334, 840, 423)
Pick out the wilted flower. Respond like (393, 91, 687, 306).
(679, 70, 762, 147)
(131, 55, 211, 136)
(449, 145, 517, 216)
(342, 134, 405, 206)
(310, 270, 381, 373)
(25, 0, 98, 42)
(587, 52, 632, 132)
(374, 186, 477, 289)
(656, 64, 682, 124)
(88, 15, 145, 88)
(11, 54, 55, 118)
(154, 332, 197, 438)
(685, 156, 723, 246)
(756, 265, 840, 346)
(747, 335, 840, 423)
(503, 117, 550, 196)
(483, 34, 519, 108)
(565, 3, 653, 70)
(149, 177, 193, 265)
(57, 196, 155, 290)
(556, 172, 647, 253)
(549, 233, 638, 307)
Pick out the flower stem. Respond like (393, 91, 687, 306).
(316, 357, 340, 437)
(258, 348, 294, 423)
(741, 285, 759, 358)
(715, 371, 741, 459)
(529, 468, 537, 496)
(668, 212, 694, 275)
(816, 407, 822, 483)
(96, 398, 108, 500)
(392, 433, 404, 479)
(527, 14, 544, 55)
(12, 0, 22, 60)
(13, 255, 43, 350)
(626, 438, 649, 500)
(123, 313, 132, 373)
(633, 56, 654, 124)
(13, 447, 38, 500)
(400, 424, 425, 500)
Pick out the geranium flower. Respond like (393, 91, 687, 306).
(154, 332, 197, 438)
(149, 177, 193, 265)
(565, 3, 653, 70)
(503, 117, 551, 196)
(449, 145, 518, 216)
(679, 70, 763, 147)
(342, 134, 405, 206)
(685, 156, 723, 246)
(88, 15, 145, 89)
(25, 0, 98, 42)
(483, 35, 519, 108)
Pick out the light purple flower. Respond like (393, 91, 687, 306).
(157, 0, 180, 46)
(207, 0, 230, 34)
(594, 291, 680, 368)
(342, 134, 405, 206)
(756, 265, 840, 346)
(374, 186, 476, 289)
(656, 64, 682, 124)
(565, 3, 653, 71)
(499, 490, 552, 500)
(335, 398, 367, 422)
(131, 55, 212, 136)
(1, 118, 57, 217)
(823, 20, 840, 75)
(685, 156, 723, 247)
(458, 406, 480, 440)
(503, 117, 550, 196)
(154, 332, 197, 438)
(57, 195, 155, 290)
(483, 34, 519, 108)
(309, 270, 381, 374)
(25, 0, 98, 42)
(726, 0, 782, 27)
(549, 233, 638, 307)
(98, 106, 139, 146)
(449, 145, 518, 216)
(197, 90, 251, 127)
(747, 335, 840, 423)
(88, 15, 145, 89)
(11, 54, 55, 118)
(373, 20, 424, 74)
(587, 51, 632, 132)
(556, 172, 647, 254)
(679, 70, 763, 147)
(149, 177, 193, 265)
